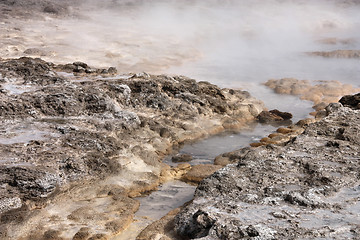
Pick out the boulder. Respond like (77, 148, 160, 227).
(257, 109, 292, 123)
(182, 164, 222, 183)
(339, 92, 360, 109)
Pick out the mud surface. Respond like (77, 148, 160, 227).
(0, 57, 263, 239)
(174, 102, 360, 239)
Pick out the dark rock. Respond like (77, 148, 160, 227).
(43, 5, 59, 14)
(257, 109, 293, 123)
(269, 109, 293, 120)
(0, 57, 64, 85)
(159, 127, 171, 138)
(246, 225, 259, 237)
(73, 227, 91, 240)
(107, 67, 117, 74)
(175, 210, 215, 238)
(339, 92, 360, 109)
(0, 166, 59, 199)
(72, 62, 88, 69)
(172, 154, 192, 163)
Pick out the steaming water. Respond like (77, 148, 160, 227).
(5, 0, 359, 117)
(164, 122, 278, 166)
(2, 1, 360, 239)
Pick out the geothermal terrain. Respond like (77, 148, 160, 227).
(0, 0, 359, 240)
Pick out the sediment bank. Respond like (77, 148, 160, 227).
(0, 57, 263, 239)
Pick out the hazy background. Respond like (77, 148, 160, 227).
(2, 0, 360, 118)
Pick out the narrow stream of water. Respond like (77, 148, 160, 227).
(165, 123, 278, 166)
(113, 121, 288, 239)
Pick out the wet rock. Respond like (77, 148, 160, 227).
(276, 127, 293, 134)
(339, 92, 360, 109)
(171, 154, 192, 163)
(182, 164, 223, 184)
(257, 109, 292, 123)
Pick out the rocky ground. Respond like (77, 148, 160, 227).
(1, 1, 360, 239)
(0, 57, 263, 239)
(171, 94, 360, 239)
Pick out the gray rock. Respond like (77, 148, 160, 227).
(0, 197, 22, 214)
(175, 104, 360, 239)
(113, 110, 141, 129)
(0, 57, 264, 238)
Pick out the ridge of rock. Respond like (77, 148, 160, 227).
(175, 101, 360, 239)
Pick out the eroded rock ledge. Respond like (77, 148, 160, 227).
(0, 57, 263, 239)
(174, 99, 360, 239)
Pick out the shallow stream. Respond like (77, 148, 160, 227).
(113, 121, 286, 239)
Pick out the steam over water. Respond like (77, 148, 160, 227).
(3, 0, 360, 116)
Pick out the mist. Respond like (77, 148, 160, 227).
(3, 0, 360, 116)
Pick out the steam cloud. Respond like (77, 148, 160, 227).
(1, 0, 359, 115)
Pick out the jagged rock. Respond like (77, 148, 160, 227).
(175, 103, 360, 239)
(0, 166, 59, 199)
(0, 57, 264, 239)
(339, 92, 360, 109)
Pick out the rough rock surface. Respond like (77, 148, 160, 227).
(175, 103, 360, 239)
(0, 57, 263, 239)
(257, 109, 292, 124)
(0, 0, 74, 19)
(182, 165, 223, 184)
(136, 208, 183, 240)
(340, 93, 360, 110)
